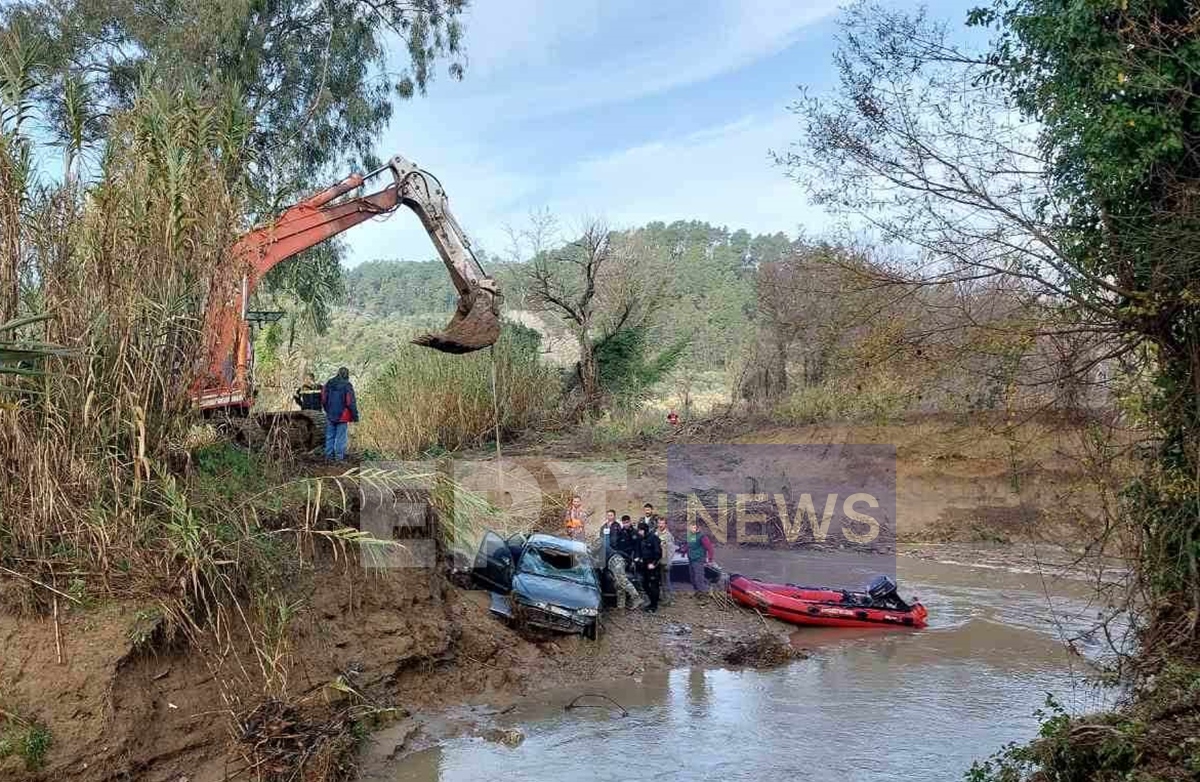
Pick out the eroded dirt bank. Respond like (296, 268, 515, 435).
(0, 560, 797, 781)
(503, 414, 1124, 544)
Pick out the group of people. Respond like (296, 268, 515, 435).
(582, 500, 716, 613)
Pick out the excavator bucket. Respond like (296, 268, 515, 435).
(413, 288, 501, 354)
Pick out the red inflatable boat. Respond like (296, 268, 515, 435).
(729, 574, 928, 629)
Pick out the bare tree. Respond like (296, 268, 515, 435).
(776, 5, 1125, 401)
(521, 219, 667, 413)
(774, 3, 1164, 658)
(522, 221, 611, 411)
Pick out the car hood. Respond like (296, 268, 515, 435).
(512, 572, 600, 610)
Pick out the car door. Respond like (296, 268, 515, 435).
(505, 533, 527, 564)
(472, 530, 515, 593)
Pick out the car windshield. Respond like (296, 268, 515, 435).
(519, 544, 597, 586)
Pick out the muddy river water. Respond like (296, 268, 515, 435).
(369, 550, 1118, 782)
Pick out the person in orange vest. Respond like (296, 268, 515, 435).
(564, 494, 589, 540)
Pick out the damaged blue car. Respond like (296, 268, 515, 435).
(472, 531, 602, 639)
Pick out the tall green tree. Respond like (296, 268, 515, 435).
(2, 0, 467, 209)
(789, 0, 1200, 652)
(973, 0, 1200, 651)
(2, 0, 468, 336)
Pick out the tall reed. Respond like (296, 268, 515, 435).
(359, 325, 560, 458)
(0, 80, 249, 613)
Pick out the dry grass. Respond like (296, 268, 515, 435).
(0, 80, 536, 634)
(0, 90, 555, 782)
(358, 328, 559, 458)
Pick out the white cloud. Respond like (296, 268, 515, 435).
(539, 110, 826, 236)
(344, 109, 829, 264)
(343, 2, 842, 264)
(435, 0, 840, 120)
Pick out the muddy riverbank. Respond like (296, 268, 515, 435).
(358, 548, 1120, 782)
(0, 557, 801, 781)
(0, 535, 1117, 781)
(0, 416, 1127, 780)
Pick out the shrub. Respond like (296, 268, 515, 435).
(775, 379, 918, 425)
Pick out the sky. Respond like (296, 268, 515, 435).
(343, 0, 967, 266)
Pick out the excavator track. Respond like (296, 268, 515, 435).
(225, 410, 326, 451)
(263, 409, 326, 451)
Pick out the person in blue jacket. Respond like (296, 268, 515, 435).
(320, 367, 359, 460)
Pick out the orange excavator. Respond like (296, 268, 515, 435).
(196, 153, 501, 447)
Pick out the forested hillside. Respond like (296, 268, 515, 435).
(335, 220, 789, 365)
(342, 260, 465, 316)
(616, 221, 788, 368)
(257, 220, 789, 413)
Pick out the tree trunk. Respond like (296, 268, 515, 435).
(578, 330, 600, 412)
(773, 338, 789, 399)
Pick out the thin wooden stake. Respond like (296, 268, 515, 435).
(52, 594, 63, 664)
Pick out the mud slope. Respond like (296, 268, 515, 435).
(736, 417, 1123, 541)
(0, 560, 455, 782)
(1, 563, 791, 780)
(502, 415, 1122, 542)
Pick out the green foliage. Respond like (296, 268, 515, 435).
(2, 0, 470, 337)
(1, 74, 249, 565)
(626, 221, 768, 366)
(280, 220, 776, 409)
(343, 259, 465, 317)
(960, 685, 1200, 782)
(128, 607, 164, 647)
(971, 0, 1200, 640)
(590, 326, 689, 405)
(20, 723, 49, 770)
(0, 65, 343, 639)
(259, 241, 347, 339)
(0, 715, 51, 771)
(503, 319, 543, 355)
(270, 310, 451, 393)
(191, 443, 282, 507)
(0, 24, 39, 197)
(1, 0, 467, 206)
(582, 408, 672, 451)
(973, 1, 1197, 226)
(0, 314, 70, 390)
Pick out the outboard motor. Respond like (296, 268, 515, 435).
(867, 575, 898, 600)
(866, 575, 910, 609)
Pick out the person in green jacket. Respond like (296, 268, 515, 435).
(686, 520, 715, 593)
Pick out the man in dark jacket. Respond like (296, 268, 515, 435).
(320, 367, 359, 461)
(634, 521, 663, 612)
(294, 372, 322, 411)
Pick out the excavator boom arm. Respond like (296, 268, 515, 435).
(197, 154, 501, 410)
